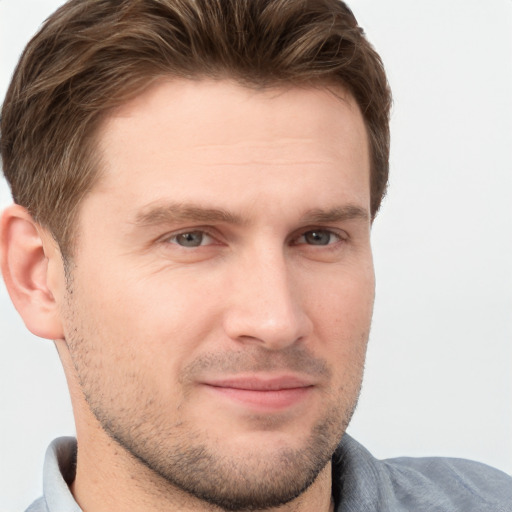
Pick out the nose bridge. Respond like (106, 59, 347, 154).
(223, 243, 311, 349)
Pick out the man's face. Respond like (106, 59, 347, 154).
(60, 79, 374, 510)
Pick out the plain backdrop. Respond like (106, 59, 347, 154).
(1, 1, 511, 510)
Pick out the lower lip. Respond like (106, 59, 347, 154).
(204, 385, 312, 411)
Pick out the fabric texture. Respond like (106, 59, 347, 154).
(25, 435, 512, 511)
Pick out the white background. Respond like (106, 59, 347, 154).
(1, 1, 511, 510)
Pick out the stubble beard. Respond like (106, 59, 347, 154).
(94, 384, 359, 512)
(76, 355, 363, 512)
(63, 275, 366, 511)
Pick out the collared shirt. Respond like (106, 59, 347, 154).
(26, 435, 512, 511)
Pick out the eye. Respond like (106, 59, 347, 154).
(296, 229, 341, 246)
(168, 231, 214, 247)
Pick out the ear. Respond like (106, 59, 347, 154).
(0, 204, 65, 340)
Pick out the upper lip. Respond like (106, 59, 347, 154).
(202, 375, 315, 391)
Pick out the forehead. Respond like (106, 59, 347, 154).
(98, 78, 368, 160)
(89, 79, 370, 219)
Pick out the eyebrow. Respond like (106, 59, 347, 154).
(134, 203, 245, 227)
(133, 202, 369, 228)
(302, 205, 370, 224)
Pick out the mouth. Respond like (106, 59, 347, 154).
(201, 375, 315, 411)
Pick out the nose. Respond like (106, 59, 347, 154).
(222, 247, 313, 350)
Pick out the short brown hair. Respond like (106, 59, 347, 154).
(1, 0, 391, 256)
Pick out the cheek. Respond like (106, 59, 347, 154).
(74, 270, 222, 379)
(309, 262, 375, 330)
(307, 264, 374, 373)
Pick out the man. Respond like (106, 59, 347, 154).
(0, 0, 510, 511)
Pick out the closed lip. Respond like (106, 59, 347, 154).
(201, 375, 316, 391)
(200, 375, 316, 410)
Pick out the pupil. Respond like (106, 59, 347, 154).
(305, 230, 329, 245)
(177, 232, 203, 247)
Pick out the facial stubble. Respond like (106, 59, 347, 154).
(62, 277, 367, 511)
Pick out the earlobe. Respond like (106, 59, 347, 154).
(0, 204, 65, 340)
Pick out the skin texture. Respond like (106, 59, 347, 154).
(1, 80, 374, 512)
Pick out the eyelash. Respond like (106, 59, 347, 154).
(166, 230, 217, 248)
(162, 227, 347, 249)
(292, 229, 345, 247)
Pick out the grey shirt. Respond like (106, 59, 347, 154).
(26, 435, 512, 511)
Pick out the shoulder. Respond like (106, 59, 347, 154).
(333, 435, 512, 512)
(383, 455, 512, 511)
